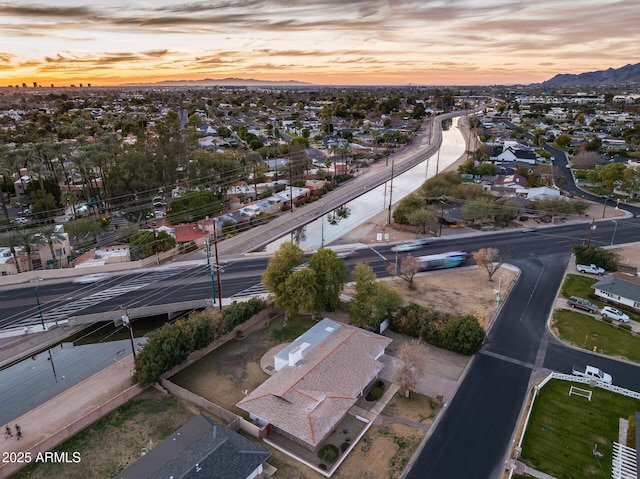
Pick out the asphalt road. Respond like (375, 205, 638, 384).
(4, 217, 640, 330)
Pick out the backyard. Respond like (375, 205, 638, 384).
(12, 390, 198, 479)
(521, 379, 640, 479)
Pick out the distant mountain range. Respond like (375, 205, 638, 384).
(541, 63, 640, 87)
(122, 77, 313, 87)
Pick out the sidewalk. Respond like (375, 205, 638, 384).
(0, 355, 140, 479)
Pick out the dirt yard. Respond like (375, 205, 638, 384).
(344, 264, 518, 330)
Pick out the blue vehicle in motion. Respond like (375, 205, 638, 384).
(415, 251, 468, 271)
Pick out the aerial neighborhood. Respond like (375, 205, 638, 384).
(1, 75, 640, 479)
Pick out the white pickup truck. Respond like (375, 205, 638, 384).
(576, 263, 605, 275)
(571, 365, 612, 384)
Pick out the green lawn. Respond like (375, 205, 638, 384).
(560, 274, 598, 299)
(552, 309, 640, 362)
(521, 379, 640, 479)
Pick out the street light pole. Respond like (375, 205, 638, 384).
(586, 218, 596, 247)
(611, 220, 618, 246)
(121, 309, 136, 360)
(35, 280, 46, 330)
(387, 158, 394, 226)
(601, 197, 609, 218)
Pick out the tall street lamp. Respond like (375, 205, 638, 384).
(610, 220, 618, 246)
(34, 278, 46, 330)
(121, 308, 136, 360)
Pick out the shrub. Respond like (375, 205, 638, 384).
(618, 323, 632, 331)
(317, 444, 339, 464)
(135, 299, 266, 387)
(601, 316, 613, 324)
(341, 442, 350, 452)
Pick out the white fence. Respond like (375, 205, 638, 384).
(507, 372, 640, 479)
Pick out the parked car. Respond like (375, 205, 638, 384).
(600, 306, 630, 323)
(576, 263, 605, 275)
(572, 365, 612, 384)
(567, 296, 599, 313)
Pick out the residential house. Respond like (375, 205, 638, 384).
(114, 414, 271, 479)
(494, 146, 538, 165)
(237, 318, 391, 451)
(592, 272, 640, 311)
(74, 245, 130, 268)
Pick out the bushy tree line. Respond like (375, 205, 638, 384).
(571, 244, 619, 272)
(390, 303, 485, 355)
(135, 298, 266, 386)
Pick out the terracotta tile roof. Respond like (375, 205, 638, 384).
(173, 224, 206, 243)
(237, 322, 391, 448)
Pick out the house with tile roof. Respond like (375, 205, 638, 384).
(592, 272, 640, 311)
(114, 414, 271, 479)
(237, 318, 391, 451)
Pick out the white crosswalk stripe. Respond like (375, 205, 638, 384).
(17, 269, 182, 328)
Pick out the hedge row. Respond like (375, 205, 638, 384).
(134, 298, 266, 387)
(390, 303, 485, 355)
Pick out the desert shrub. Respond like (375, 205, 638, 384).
(317, 444, 339, 464)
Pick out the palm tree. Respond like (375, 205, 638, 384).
(24, 147, 53, 218)
(17, 229, 44, 272)
(37, 225, 67, 268)
(0, 230, 24, 274)
(0, 145, 14, 220)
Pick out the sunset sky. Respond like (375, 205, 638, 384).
(0, 0, 638, 87)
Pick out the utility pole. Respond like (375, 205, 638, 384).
(288, 151, 294, 213)
(387, 158, 395, 225)
(586, 218, 596, 247)
(320, 203, 325, 249)
(213, 221, 223, 311)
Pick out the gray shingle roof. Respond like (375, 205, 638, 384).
(114, 414, 270, 479)
(593, 272, 640, 302)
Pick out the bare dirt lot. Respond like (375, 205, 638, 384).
(344, 265, 519, 330)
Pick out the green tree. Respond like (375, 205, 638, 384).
(167, 190, 223, 224)
(622, 166, 640, 198)
(555, 134, 571, 148)
(571, 244, 619, 271)
(308, 248, 347, 312)
(278, 267, 318, 320)
(262, 241, 305, 320)
(348, 263, 402, 327)
(596, 162, 626, 190)
(129, 230, 175, 261)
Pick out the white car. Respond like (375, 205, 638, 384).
(390, 243, 422, 252)
(600, 306, 630, 323)
(73, 273, 113, 284)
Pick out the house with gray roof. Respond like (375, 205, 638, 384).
(237, 318, 391, 451)
(114, 414, 270, 479)
(592, 272, 640, 310)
